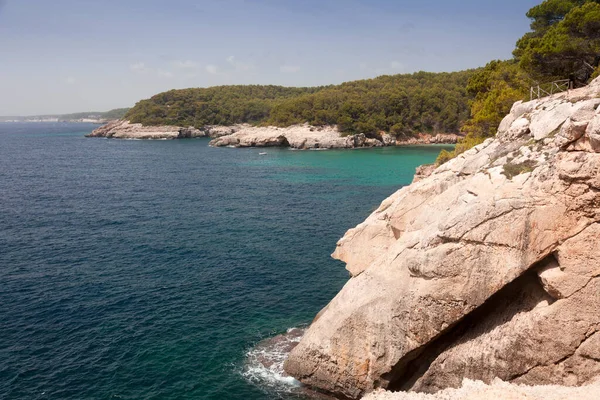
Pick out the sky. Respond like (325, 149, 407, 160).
(0, 0, 541, 115)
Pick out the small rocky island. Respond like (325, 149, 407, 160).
(283, 77, 600, 398)
(86, 120, 460, 149)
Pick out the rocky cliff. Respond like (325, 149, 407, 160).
(86, 120, 460, 149)
(209, 125, 460, 149)
(208, 124, 391, 149)
(85, 120, 241, 140)
(284, 77, 600, 398)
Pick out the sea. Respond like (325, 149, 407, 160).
(0, 123, 452, 400)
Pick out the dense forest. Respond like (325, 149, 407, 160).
(265, 71, 473, 136)
(125, 85, 323, 128)
(125, 71, 475, 138)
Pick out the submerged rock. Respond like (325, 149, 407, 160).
(284, 77, 600, 398)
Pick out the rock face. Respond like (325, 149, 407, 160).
(284, 77, 600, 398)
(85, 120, 250, 140)
(208, 124, 387, 149)
(85, 120, 208, 139)
(412, 164, 436, 183)
(88, 120, 460, 149)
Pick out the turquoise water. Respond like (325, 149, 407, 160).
(0, 123, 451, 399)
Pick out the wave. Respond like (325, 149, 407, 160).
(242, 327, 306, 395)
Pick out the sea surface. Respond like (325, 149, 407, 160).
(0, 123, 452, 399)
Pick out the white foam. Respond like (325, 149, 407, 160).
(242, 327, 305, 393)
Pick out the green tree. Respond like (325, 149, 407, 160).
(436, 61, 530, 165)
(516, 0, 600, 81)
(462, 60, 530, 138)
(127, 70, 475, 136)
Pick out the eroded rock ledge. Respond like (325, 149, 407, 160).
(208, 124, 388, 149)
(284, 77, 600, 398)
(85, 120, 238, 139)
(209, 126, 459, 149)
(86, 120, 460, 149)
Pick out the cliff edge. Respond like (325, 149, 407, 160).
(284, 77, 600, 398)
(84, 120, 234, 139)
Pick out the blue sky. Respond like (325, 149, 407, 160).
(0, 0, 540, 115)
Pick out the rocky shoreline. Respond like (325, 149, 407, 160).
(283, 77, 600, 398)
(85, 120, 212, 139)
(86, 120, 460, 149)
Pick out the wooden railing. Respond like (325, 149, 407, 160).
(530, 79, 573, 100)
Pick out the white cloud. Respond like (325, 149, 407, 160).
(158, 69, 174, 78)
(173, 60, 198, 69)
(129, 62, 148, 73)
(65, 77, 76, 85)
(205, 64, 219, 74)
(226, 56, 253, 71)
(280, 65, 301, 73)
(390, 61, 404, 70)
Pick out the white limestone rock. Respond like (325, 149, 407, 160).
(284, 77, 600, 399)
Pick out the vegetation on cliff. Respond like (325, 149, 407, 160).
(266, 71, 473, 136)
(437, 0, 600, 164)
(125, 85, 322, 128)
(125, 71, 474, 138)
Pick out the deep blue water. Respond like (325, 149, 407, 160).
(0, 123, 450, 399)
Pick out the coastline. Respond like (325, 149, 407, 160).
(282, 77, 600, 398)
(86, 120, 461, 149)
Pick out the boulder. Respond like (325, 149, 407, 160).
(412, 164, 436, 183)
(381, 133, 397, 146)
(529, 101, 573, 141)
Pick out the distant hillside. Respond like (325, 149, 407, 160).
(59, 108, 131, 121)
(0, 108, 131, 123)
(125, 70, 476, 137)
(125, 85, 324, 127)
(267, 71, 474, 136)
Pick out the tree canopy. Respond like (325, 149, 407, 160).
(125, 71, 475, 138)
(515, 0, 600, 81)
(461, 60, 530, 139)
(125, 85, 323, 128)
(267, 71, 473, 136)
